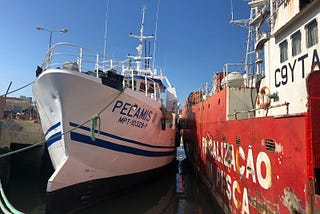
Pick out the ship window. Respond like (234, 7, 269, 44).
(139, 82, 146, 92)
(291, 31, 301, 56)
(306, 20, 318, 48)
(279, 40, 288, 63)
(148, 83, 154, 93)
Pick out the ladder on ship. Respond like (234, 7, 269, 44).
(230, 0, 269, 87)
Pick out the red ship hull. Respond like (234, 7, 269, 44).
(181, 71, 320, 213)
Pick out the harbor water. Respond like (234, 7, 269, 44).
(5, 146, 224, 214)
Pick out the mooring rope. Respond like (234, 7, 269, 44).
(0, 84, 122, 214)
(0, 196, 11, 214)
(0, 90, 123, 159)
(0, 81, 35, 97)
(0, 181, 24, 214)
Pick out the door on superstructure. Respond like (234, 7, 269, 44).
(307, 69, 320, 208)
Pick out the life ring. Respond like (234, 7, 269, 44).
(256, 86, 271, 109)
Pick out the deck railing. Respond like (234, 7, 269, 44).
(40, 42, 176, 106)
(41, 42, 125, 78)
(41, 43, 166, 80)
(227, 102, 290, 120)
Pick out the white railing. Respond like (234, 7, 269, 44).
(40, 42, 177, 106)
(41, 42, 125, 78)
(41, 43, 167, 80)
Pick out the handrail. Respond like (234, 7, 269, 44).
(39, 42, 176, 103)
(41, 42, 124, 75)
(41, 43, 166, 80)
(228, 102, 290, 119)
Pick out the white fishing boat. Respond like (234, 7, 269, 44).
(33, 7, 179, 213)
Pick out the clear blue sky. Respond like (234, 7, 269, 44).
(0, 0, 249, 106)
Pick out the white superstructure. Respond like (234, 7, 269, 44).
(258, 0, 320, 116)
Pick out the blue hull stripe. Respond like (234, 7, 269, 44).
(69, 122, 175, 149)
(45, 122, 61, 137)
(70, 132, 176, 157)
(47, 132, 62, 147)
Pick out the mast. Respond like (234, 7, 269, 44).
(230, 0, 269, 86)
(248, 0, 269, 79)
(129, 6, 154, 73)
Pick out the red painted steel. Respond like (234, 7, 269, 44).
(182, 72, 320, 213)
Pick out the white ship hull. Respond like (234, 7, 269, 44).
(33, 69, 177, 212)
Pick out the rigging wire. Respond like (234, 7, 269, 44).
(152, 0, 160, 74)
(230, 0, 234, 21)
(0, 81, 35, 97)
(103, 0, 110, 59)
